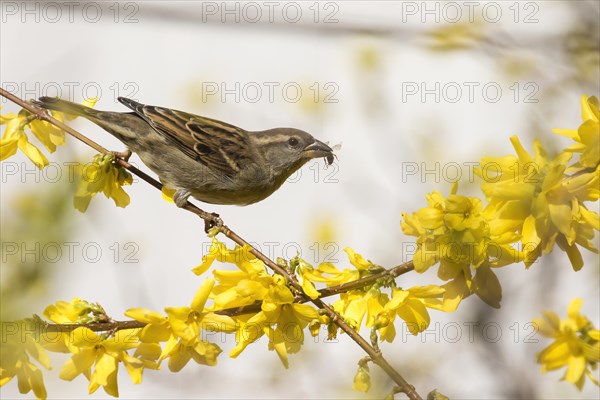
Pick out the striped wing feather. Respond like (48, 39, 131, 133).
(118, 97, 252, 177)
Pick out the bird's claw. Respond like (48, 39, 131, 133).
(204, 212, 222, 233)
(112, 149, 132, 162)
(170, 189, 222, 233)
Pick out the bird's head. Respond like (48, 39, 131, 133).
(252, 127, 335, 181)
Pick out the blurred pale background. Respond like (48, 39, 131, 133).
(1, 1, 599, 399)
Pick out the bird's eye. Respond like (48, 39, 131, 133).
(288, 137, 299, 147)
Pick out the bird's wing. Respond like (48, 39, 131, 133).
(118, 97, 253, 177)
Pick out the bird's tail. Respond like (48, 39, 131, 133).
(33, 97, 146, 145)
(34, 97, 99, 118)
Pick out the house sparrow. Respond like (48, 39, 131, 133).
(35, 96, 335, 207)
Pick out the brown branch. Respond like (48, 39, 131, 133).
(216, 259, 415, 316)
(0, 88, 422, 400)
(220, 230, 421, 400)
(564, 161, 600, 180)
(38, 320, 146, 333)
(30, 260, 414, 331)
(2, 89, 110, 154)
(25, 260, 416, 332)
(318, 260, 415, 298)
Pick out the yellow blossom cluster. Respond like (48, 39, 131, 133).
(192, 239, 454, 391)
(534, 299, 599, 389)
(0, 238, 452, 399)
(0, 99, 133, 212)
(199, 240, 452, 353)
(0, 320, 50, 399)
(1, 99, 96, 168)
(477, 96, 599, 271)
(194, 239, 322, 368)
(402, 95, 599, 310)
(73, 153, 133, 212)
(401, 182, 520, 308)
(0, 299, 157, 398)
(126, 278, 235, 373)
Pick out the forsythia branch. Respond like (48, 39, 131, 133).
(0, 88, 423, 400)
(35, 260, 415, 324)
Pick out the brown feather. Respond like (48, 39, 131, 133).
(118, 97, 253, 177)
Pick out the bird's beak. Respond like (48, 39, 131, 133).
(303, 139, 335, 164)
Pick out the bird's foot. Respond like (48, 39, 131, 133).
(204, 212, 223, 234)
(112, 149, 132, 162)
(173, 188, 191, 208)
(172, 189, 222, 233)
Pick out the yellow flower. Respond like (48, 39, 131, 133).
(0, 321, 50, 399)
(477, 135, 598, 271)
(193, 238, 322, 367)
(198, 240, 272, 310)
(534, 299, 599, 390)
(59, 327, 144, 397)
(345, 247, 374, 271)
(402, 183, 518, 308)
(145, 279, 233, 371)
(193, 238, 227, 276)
(230, 275, 318, 368)
(0, 112, 48, 168)
(334, 288, 389, 332)
(292, 257, 320, 300)
(229, 314, 267, 359)
(165, 278, 236, 345)
(43, 298, 102, 324)
(125, 305, 223, 372)
(28, 111, 67, 153)
(353, 363, 371, 392)
(193, 239, 266, 278)
(161, 187, 176, 203)
(333, 284, 452, 342)
(124, 308, 171, 344)
(41, 299, 116, 354)
(0, 105, 17, 124)
(308, 262, 349, 286)
(161, 338, 223, 372)
(73, 153, 133, 212)
(301, 254, 376, 288)
(0, 98, 97, 168)
(301, 248, 381, 289)
(380, 285, 447, 339)
(308, 314, 330, 337)
(554, 95, 599, 170)
(262, 276, 319, 366)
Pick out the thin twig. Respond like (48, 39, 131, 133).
(217, 260, 415, 316)
(0, 88, 422, 400)
(29, 260, 414, 327)
(222, 219, 421, 400)
(1, 89, 109, 154)
(21, 260, 415, 328)
(37, 320, 146, 333)
(319, 260, 414, 298)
